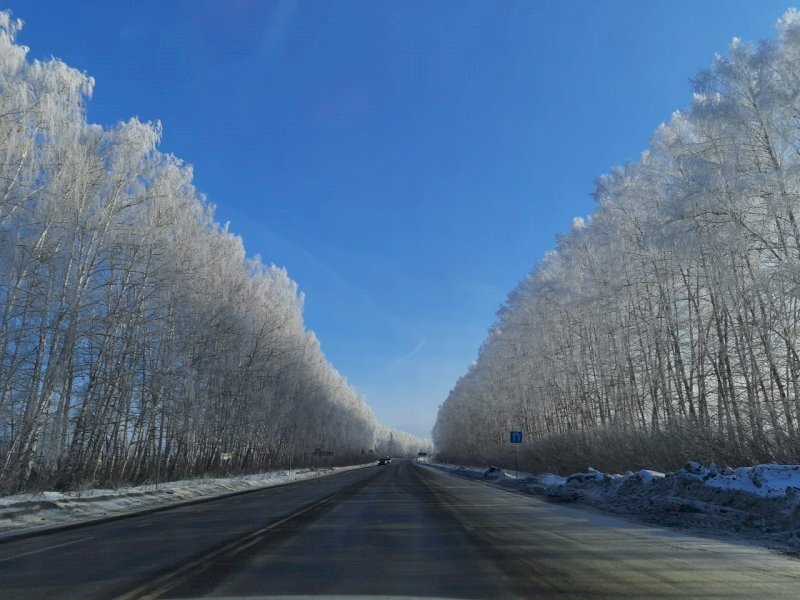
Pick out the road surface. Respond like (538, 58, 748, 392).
(2, 460, 800, 598)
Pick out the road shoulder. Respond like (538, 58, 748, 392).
(0, 463, 373, 544)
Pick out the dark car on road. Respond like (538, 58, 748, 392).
(378, 457, 392, 465)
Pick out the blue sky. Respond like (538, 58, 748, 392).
(11, 1, 794, 438)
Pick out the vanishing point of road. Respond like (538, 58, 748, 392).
(2, 460, 800, 599)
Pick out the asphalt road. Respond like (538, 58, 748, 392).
(0, 466, 381, 599)
(3, 460, 800, 599)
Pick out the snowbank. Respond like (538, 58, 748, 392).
(482, 466, 512, 479)
(423, 459, 800, 551)
(0, 464, 369, 535)
(566, 467, 606, 483)
(536, 473, 568, 486)
(679, 462, 800, 497)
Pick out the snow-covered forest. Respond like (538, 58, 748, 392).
(434, 10, 800, 473)
(0, 14, 427, 494)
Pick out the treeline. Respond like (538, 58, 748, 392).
(434, 11, 800, 474)
(0, 14, 428, 494)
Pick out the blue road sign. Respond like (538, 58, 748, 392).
(510, 431, 523, 444)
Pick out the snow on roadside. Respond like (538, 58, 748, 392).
(0, 464, 370, 535)
(680, 462, 800, 497)
(424, 461, 566, 492)
(423, 459, 800, 550)
(536, 472, 568, 486)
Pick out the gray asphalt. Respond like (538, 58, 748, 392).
(168, 460, 515, 599)
(0, 466, 381, 599)
(3, 460, 800, 599)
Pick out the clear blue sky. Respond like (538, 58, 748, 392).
(11, 1, 794, 438)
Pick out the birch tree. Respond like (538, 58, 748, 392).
(434, 9, 800, 473)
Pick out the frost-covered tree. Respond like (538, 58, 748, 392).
(434, 10, 800, 473)
(0, 13, 429, 493)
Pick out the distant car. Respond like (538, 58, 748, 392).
(378, 457, 392, 465)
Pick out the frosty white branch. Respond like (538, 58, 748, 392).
(433, 10, 800, 474)
(0, 13, 428, 493)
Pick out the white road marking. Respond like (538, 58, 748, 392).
(0, 536, 94, 563)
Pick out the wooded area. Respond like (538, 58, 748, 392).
(0, 14, 426, 494)
(434, 11, 800, 473)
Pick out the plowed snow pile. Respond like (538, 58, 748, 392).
(427, 461, 800, 550)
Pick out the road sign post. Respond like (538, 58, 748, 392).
(509, 431, 523, 478)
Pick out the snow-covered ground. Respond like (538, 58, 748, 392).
(423, 459, 800, 551)
(0, 464, 370, 536)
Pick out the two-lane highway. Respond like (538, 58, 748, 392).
(4, 460, 800, 598)
(168, 460, 515, 599)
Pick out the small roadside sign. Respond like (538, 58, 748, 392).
(510, 431, 523, 444)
